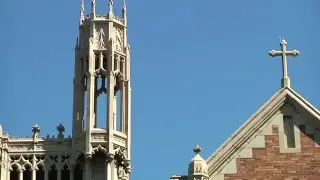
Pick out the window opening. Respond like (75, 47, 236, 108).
(96, 76, 107, 128)
(283, 115, 296, 148)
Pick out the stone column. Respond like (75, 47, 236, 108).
(32, 155, 37, 180)
(69, 165, 74, 180)
(85, 157, 92, 180)
(32, 167, 36, 180)
(57, 167, 62, 180)
(105, 160, 111, 180)
(7, 169, 10, 180)
(113, 95, 117, 130)
(44, 168, 49, 180)
(6, 156, 10, 180)
(19, 170, 23, 180)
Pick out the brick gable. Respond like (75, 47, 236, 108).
(207, 88, 320, 180)
(225, 125, 320, 180)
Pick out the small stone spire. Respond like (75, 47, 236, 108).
(57, 123, 65, 139)
(0, 124, 3, 135)
(108, 0, 114, 15)
(91, 0, 96, 16)
(80, 0, 85, 25)
(32, 124, 40, 139)
(188, 145, 208, 180)
(75, 37, 79, 49)
(122, 0, 127, 23)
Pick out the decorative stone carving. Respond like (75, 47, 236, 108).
(96, 28, 106, 49)
(92, 134, 105, 140)
(8, 145, 31, 151)
(114, 27, 123, 52)
(92, 144, 108, 155)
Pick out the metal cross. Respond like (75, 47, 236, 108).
(269, 39, 299, 88)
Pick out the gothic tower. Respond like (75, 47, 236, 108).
(72, 0, 132, 179)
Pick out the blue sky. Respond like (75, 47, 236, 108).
(0, 0, 319, 179)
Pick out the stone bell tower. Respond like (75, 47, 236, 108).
(71, 0, 131, 179)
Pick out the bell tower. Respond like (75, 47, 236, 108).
(71, 0, 131, 179)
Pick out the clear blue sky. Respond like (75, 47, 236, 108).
(0, 0, 319, 179)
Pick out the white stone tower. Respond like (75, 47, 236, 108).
(72, 0, 132, 179)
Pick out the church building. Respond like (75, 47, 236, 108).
(0, 1, 131, 180)
(170, 40, 320, 179)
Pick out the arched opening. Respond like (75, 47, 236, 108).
(115, 90, 122, 132)
(10, 164, 19, 180)
(48, 165, 57, 180)
(103, 56, 108, 70)
(36, 164, 45, 180)
(96, 76, 108, 128)
(61, 165, 70, 180)
(92, 151, 107, 180)
(74, 164, 83, 180)
(23, 165, 32, 180)
(83, 90, 88, 129)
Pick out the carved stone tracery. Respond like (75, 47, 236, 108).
(113, 26, 123, 52)
(96, 28, 106, 49)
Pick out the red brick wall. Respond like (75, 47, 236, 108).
(224, 125, 320, 180)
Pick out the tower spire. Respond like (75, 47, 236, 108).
(91, 0, 96, 16)
(80, 0, 85, 24)
(123, 0, 127, 9)
(122, 0, 127, 23)
(108, 0, 114, 15)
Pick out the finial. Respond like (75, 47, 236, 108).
(80, 0, 85, 25)
(91, 0, 96, 15)
(32, 124, 40, 139)
(193, 145, 202, 155)
(280, 39, 287, 45)
(0, 124, 2, 135)
(122, 0, 127, 21)
(57, 123, 65, 139)
(108, 0, 114, 15)
(81, 0, 85, 11)
(123, 0, 127, 9)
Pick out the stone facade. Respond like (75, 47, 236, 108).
(0, 1, 132, 180)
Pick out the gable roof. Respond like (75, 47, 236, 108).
(206, 86, 320, 177)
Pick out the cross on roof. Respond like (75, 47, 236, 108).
(193, 145, 202, 155)
(268, 39, 300, 88)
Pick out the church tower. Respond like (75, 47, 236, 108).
(0, 1, 132, 180)
(72, 0, 132, 179)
